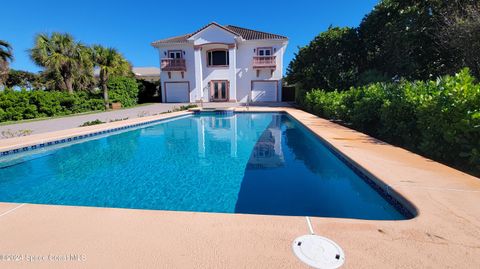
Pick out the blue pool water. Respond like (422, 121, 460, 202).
(0, 113, 410, 220)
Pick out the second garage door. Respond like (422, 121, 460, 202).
(251, 81, 278, 102)
(165, 82, 189, 103)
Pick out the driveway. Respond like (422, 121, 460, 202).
(0, 103, 187, 137)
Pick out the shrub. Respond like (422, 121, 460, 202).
(107, 76, 139, 107)
(0, 88, 104, 122)
(173, 104, 197, 112)
(79, 119, 105, 127)
(301, 68, 480, 175)
(1, 129, 33, 139)
(137, 79, 161, 103)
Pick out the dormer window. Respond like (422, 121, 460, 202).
(257, 47, 272, 56)
(207, 50, 229, 66)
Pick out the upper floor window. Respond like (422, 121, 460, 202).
(207, 50, 229, 66)
(168, 50, 182, 59)
(257, 47, 272, 56)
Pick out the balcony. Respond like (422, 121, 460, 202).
(161, 58, 186, 71)
(253, 56, 276, 69)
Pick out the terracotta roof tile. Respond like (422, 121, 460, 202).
(225, 25, 287, 40)
(151, 34, 191, 45)
(151, 22, 287, 46)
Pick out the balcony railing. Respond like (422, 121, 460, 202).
(161, 58, 186, 71)
(253, 56, 276, 69)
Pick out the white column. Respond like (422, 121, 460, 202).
(194, 47, 204, 101)
(228, 45, 237, 101)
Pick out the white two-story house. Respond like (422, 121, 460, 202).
(151, 22, 288, 103)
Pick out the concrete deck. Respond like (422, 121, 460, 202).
(0, 107, 479, 268)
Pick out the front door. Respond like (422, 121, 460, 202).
(211, 80, 229, 102)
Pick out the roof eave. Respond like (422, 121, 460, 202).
(242, 38, 289, 42)
(151, 42, 190, 47)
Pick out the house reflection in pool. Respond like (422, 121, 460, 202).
(247, 115, 285, 169)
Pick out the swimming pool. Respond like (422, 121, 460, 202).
(0, 113, 412, 220)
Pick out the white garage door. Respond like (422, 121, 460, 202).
(165, 82, 189, 103)
(251, 81, 277, 102)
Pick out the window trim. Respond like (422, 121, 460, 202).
(168, 50, 183, 59)
(257, 47, 273, 56)
(206, 49, 230, 67)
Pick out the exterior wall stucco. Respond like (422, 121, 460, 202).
(235, 41, 285, 102)
(156, 26, 288, 103)
(158, 44, 196, 102)
(189, 25, 237, 46)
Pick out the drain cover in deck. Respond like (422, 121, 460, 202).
(292, 234, 345, 269)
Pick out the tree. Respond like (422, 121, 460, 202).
(91, 45, 131, 109)
(359, 0, 478, 80)
(30, 33, 89, 94)
(288, 0, 480, 94)
(286, 27, 363, 91)
(5, 69, 38, 89)
(0, 40, 13, 86)
(436, 3, 480, 78)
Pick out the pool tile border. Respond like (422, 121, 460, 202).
(326, 144, 415, 219)
(193, 110, 234, 116)
(283, 112, 416, 219)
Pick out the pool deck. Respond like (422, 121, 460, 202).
(0, 107, 479, 268)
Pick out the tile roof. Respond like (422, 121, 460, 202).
(224, 25, 287, 40)
(151, 22, 287, 46)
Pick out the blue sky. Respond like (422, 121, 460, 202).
(2, 0, 379, 74)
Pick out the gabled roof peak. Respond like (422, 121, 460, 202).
(188, 22, 241, 39)
(151, 22, 287, 46)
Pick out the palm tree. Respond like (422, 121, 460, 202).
(92, 45, 131, 109)
(74, 46, 95, 90)
(91, 45, 131, 109)
(30, 33, 86, 94)
(0, 40, 13, 85)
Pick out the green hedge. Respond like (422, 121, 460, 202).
(0, 89, 104, 122)
(107, 76, 139, 107)
(301, 69, 480, 175)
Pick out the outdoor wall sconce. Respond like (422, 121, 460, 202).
(253, 49, 256, 53)
(164, 51, 167, 56)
